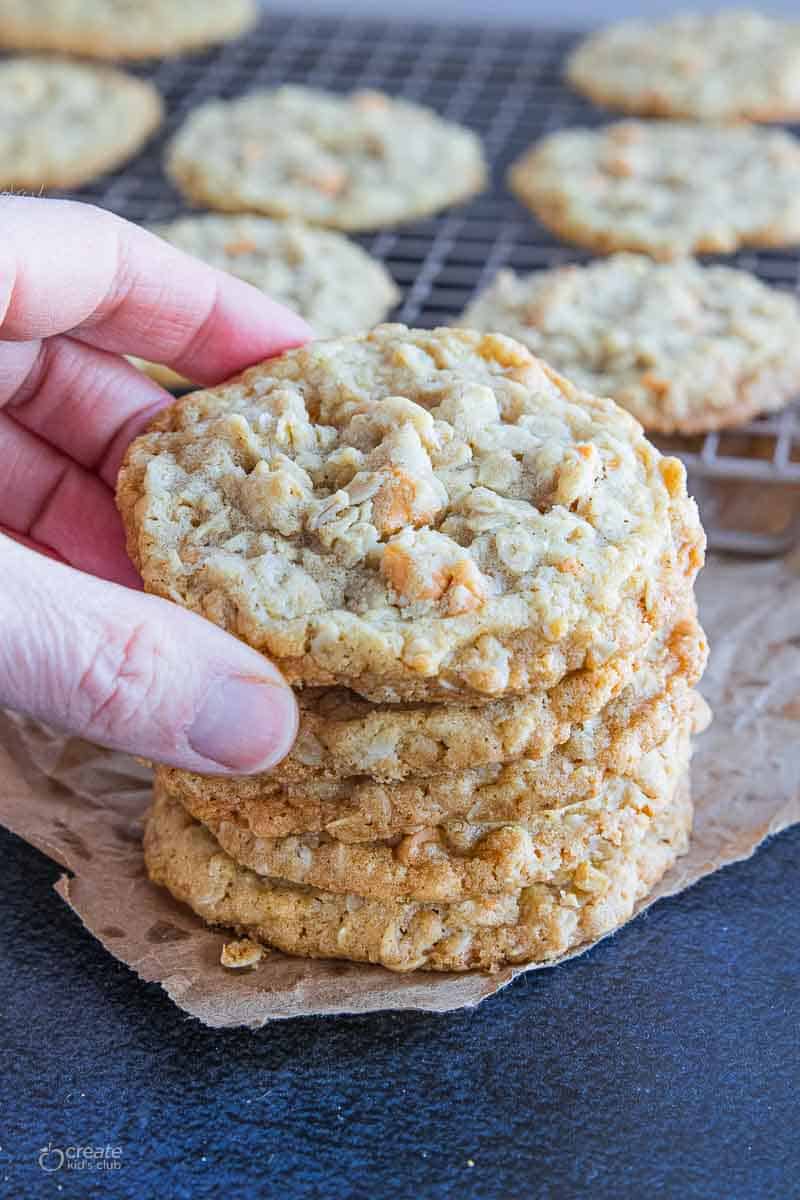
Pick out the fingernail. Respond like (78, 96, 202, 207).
(188, 676, 298, 772)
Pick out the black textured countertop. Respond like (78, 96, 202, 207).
(1, 820, 797, 1199)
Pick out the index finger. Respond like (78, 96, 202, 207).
(0, 195, 311, 384)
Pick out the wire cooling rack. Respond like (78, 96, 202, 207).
(61, 10, 800, 554)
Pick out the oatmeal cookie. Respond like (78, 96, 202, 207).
(159, 611, 705, 789)
(0, 57, 162, 189)
(161, 688, 708, 846)
(133, 215, 399, 388)
(174, 717, 694, 901)
(460, 255, 800, 434)
(508, 121, 800, 260)
(144, 777, 692, 971)
(166, 85, 487, 230)
(0, 0, 257, 60)
(118, 326, 704, 703)
(567, 11, 800, 123)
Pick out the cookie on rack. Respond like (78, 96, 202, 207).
(0, 0, 257, 60)
(460, 255, 800, 434)
(566, 10, 800, 123)
(166, 85, 487, 231)
(508, 121, 800, 260)
(144, 775, 693, 972)
(0, 57, 162, 189)
(117, 325, 704, 704)
(133, 215, 399, 388)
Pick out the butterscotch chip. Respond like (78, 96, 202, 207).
(0, 57, 162, 189)
(143, 777, 693, 972)
(178, 720, 693, 902)
(131, 215, 399, 388)
(166, 85, 487, 231)
(567, 11, 800, 123)
(117, 326, 703, 703)
(460, 256, 800, 434)
(0, 0, 257, 59)
(509, 121, 800, 260)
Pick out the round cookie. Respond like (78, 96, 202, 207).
(144, 778, 693, 972)
(192, 721, 691, 902)
(566, 11, 800, 123)
(508, 121, 800, 260)
(117, 326, 704, 704)
(173, 712, 696, 904)
(460, 256, 800, 435)
(133, 215, 399, 388)
(0, 0, 257, 60)
(0, 57, 162, 189)
(159, 611, 705, 790)
(166, 85, 488, 231)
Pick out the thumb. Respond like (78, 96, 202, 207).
(0, 536, 297, 774)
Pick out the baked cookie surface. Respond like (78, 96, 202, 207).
(117, 326, 704, 703)
(0, 57, 162, 189)
(134, 215, 399, 388)
(166, 85, 487, 230)
(0, 0, 257, 59)
(144, 778, 693, 971)
(509, 121, 800, 259)
(567, 10, 800, 122)
(460, 255, 800, 434)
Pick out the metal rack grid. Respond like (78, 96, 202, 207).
(62, 10, 800, 553)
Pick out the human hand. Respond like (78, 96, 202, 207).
(0, 196, 309, 774)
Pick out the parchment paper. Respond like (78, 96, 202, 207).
(1, 553, 799, 1027)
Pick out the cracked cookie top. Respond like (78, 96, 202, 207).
(118, 325, 703, 702)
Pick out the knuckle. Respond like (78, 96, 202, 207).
(72, 621, 165, 743)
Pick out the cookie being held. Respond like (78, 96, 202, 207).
(117, 325, 704, 704)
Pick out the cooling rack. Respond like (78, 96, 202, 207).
(61, 10, 800, 554)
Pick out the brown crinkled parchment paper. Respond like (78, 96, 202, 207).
(1, 553, 799, 1026)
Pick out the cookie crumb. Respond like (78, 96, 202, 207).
(220, 938, 265, 969)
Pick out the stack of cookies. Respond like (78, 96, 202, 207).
(118, 325, 708, 974)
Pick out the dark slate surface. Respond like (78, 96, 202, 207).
(0, 821, 797, 1200)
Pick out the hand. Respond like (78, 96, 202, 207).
(0, 196, 309, 774)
